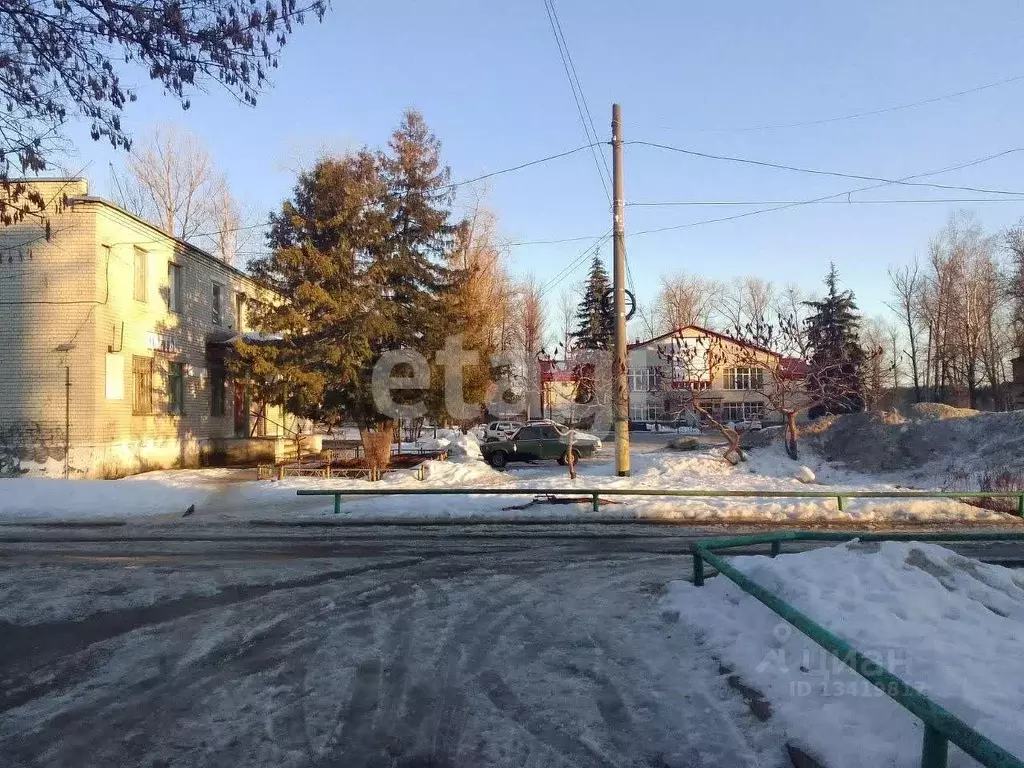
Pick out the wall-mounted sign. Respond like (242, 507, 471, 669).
(147, 332, 181, 355)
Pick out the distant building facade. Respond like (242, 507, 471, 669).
(0, 179, 304, 477)
(627, 325, 808, 426)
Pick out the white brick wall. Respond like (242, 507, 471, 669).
(0, 179, 295, 476)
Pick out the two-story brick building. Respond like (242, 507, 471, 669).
(0, 178, 305, 477)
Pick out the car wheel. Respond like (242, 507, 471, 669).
(489, 450, 507, 468)
(557, 453, 567, 466)
(560, 449, 580, 466)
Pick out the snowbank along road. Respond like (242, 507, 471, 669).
(0, 533, 791, 768)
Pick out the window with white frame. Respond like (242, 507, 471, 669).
(723, 366, 764, 390)
(721, 402, 766, 422)
(630, 402, 662, 422)
(627, 367, 657, 392)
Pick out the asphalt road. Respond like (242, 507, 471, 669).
(0, 529, 792, 768)
(2, 528, 1023, 768)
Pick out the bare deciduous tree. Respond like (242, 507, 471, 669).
(655, 333, 746, 465)
(518, 274, 547, 420)
(556, 289, 576, 354)
(655, 272, 723, 332)
(449, 195, 514, 425)
(721, 276, 776, 331)
(887, 212, 1012, 410)
(860, 316, 897, 410)
(114, 124, 251, 263)
(887, 259, 923, 402)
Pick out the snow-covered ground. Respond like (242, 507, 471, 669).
(0, 429, 1020, 524)
(665, 541, 1024, 767)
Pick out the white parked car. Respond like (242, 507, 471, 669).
(730, 419, 764, 432)
(483, 421, 523, 442)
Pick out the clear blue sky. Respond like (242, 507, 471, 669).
(63, 0, 1024, 325)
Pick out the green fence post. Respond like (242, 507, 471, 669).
(693, 551, 705, 586)
(920, 725, 948, 768)
(770, 540, 782, 558)
(1018, 494, 1024, 518)
(333, 495, 341, 515)
(592, 493, 600, 513)
(837, 495, 846, 512)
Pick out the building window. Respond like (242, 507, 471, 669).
(627, 367, 658, 392)
(235, 293, 247, 332)
(629, 402, 662, 422)
(720, 402, 766, 422)
(133, 247, 147, 302)
(132, 356, 154, 414)
(210, 365, 226, 417)
(167, 362, 184, 415)
(723, 366, 764, 390)
(167, 263, 182, 313)
(211, 283, 223, 324)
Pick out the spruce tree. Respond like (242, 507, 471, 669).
(378, 110, 459, 420)
(236, 111, 464, 464)
(571, 254, 614, 349)
(238, 151, 391, 428)
(803, 264, 866, 416)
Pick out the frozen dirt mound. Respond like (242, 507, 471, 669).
(804, 407, 1024, 478)
(907, 402, 980, 420)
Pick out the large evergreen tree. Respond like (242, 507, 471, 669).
(236, 110, 468, 466)
(377, 110, 460, 420)
(571, 254, 614, 349)
(803, 264, 866, 416)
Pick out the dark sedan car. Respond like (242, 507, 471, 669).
(480, 423, 601, 468)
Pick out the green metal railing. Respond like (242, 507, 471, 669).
(692, 532, 1024, 768)
(295, 486, 1024, 517)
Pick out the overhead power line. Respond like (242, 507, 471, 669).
(628, 147, 1024, 238)
(628, 197, 1024, 207)
(669, 73, 1024, 133)
(630, 141, 1024, 197)
(539, 231, 611, 297)
(542, 0, 611, 202)
(446, 143, 602, 189)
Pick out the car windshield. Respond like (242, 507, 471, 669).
(552, 424, 569, 435)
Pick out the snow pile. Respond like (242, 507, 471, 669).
(793, 466, 815, 484)
(230, 441, 1008, 523)
(446, 430, 483, 460)
(804, 407, 1024, 480)
(409, 429, 481, 459)
(665, 542, 1024, 767)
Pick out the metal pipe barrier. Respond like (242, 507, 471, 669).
(295, 487, 1024, 517)
(692, 531, 1024, 768)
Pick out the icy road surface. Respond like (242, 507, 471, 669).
(0, 534, 787, 768)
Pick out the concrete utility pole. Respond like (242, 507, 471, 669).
(611, 103, 631, 476)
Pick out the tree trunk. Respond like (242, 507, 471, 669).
(784, 411, 799, 460)
(359, 423, 394, 476)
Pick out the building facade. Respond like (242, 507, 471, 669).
(0, 179, 302, 477)
(626, 325, 808, 426)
